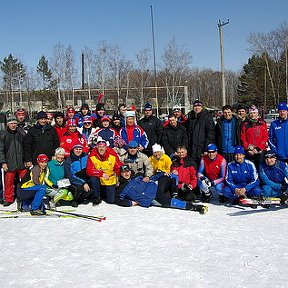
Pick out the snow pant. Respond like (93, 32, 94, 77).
(262, 185, 282, 198)
(4, 169, 27, 202)
(17, 184, 46, 210)
(177, 186, 198, 202)
(73, 177, 100, 204)
(92, 177, 116, 204)
(157, 176, 178, 198)
(222, 185, 262, 199)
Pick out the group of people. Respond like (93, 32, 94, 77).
(0, 98, 288, 215)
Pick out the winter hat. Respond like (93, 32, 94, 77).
(54, 111, 64, 119)
(248, 105, 259, 113)
(144, 102, 153, 110)
(37, 154, 49, 163)
(264, 150, 276, 159)
(193, 99, 203, 107)
(207, 144, 218, 152)
(234, 145, 245, 155)
(16, 108, 26, 116)
(112, 114, 121, 121)
(120, 165, 131, 173)
(96, 136, 108, 146)
(72, 143, 84, 150)
(96, 103, 105, 111)
(46, 112, 54, 119)
(83, 116, 92, 124)
(152, 143, 163, 153)
(66, 119, 77, 127)
(277, 102, 288, 111)
(81, 103, 89, 110)
(101, 115, 111, 122)
(6, 115, 18, 124)
(66, 107, 75, 114)
(36, 111, 47, 120)
(128, 140, 138, 148)
(114, 136, 126, 148)
(125, 110, 136, 118)
(172, 106, 181, 112)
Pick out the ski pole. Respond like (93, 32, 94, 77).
(47, 209, 106, 221)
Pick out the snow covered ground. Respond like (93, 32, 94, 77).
(0, 198, 288, 288)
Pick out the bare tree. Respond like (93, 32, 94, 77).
(95, 41, 109, 94)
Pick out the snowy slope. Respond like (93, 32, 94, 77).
(0, 200, 288, 288)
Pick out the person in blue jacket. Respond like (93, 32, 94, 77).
(115, 165, 206, 213)
(269, 102, 288, 162)
(223, 145, 262, 203)
(259, 151, 288, 200)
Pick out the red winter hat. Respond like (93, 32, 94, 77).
(37, 154, 49, 163)
(66, 107, 75, 113)
(67, 119, 77, 127)
(101, 115, 111, 122)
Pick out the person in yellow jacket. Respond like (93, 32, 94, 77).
(17, 154, 51, 215)
(86, 137, 123, 204)
(149, 144, 172, 174)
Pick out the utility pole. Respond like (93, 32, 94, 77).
(218, 19, 229, 106)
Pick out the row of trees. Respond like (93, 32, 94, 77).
(1, 21, 288, 113)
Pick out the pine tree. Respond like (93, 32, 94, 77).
(37, 55, 52, 90)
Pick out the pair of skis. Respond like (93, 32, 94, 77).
(0, 209, 106, 222)
(239, 197, 286, 208)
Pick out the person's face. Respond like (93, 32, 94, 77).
(68, 125, 77, 132)
(121, 170, 131, 179)
(83, 121, 92, 128)
(128, 147, 138, 155)
(169, 116, 177, 127)
(119, 106, 127, 116)
(56, 154, 65, 163)
(47, 117, 53, 124)
(207, 150, 217, 160)
(237, 109, 247, 120)
(193, 104, 203, 114)
(67, 112, 75, 119)
(97, 144, 107, 155)
(73, 148, 83, 156)
(102, 120, 110, 128)
(223, 109, 233, 120)
(249, 111, 258, 120)
(279, 110, 288, 120)
(81, 108, 89, 115)
(144, 109, 153, 117)
(55, 116, 64, 126)
(177, 148, 187, 158)
(97, 110, 105, 117)
(173, 110, 181, 118)
(38, 118, 47, 126)
(16, 114, 25, 122)
(113, 119, 120, 126)
(7, 122, 17, 131)
(38, 162, 48, 169)
(265, 156, 276, 166)
(153, 151, 162, 160)
(126, 116, 135, 126)
(235, 153, 245, 163)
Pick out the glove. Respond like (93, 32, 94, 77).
(52, 184, 58, 189)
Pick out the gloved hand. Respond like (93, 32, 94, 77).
(52, 184, 58, 189)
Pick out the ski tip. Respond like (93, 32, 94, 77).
(102, 217, 106, 221)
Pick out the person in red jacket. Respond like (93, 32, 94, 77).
(171, 145, 198, 202)
(240, 105, 268, 169)
(53, 111, 67, 141)
(60, 119, 89, 157)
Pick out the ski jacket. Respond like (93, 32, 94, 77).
(0, 127, 26, 171)
(54, 124, 67, 141)
(60, 131, 89, 157)
(225, 159, 260, 192)
(47, 159, 65, 185)
(119, 125, 149, 150)
(198, 154, 227, 186)
(86, 148, 122, 186)
(240, 118, 268, 151)
(24, 123, 59, 164)
(268, 118, 288, 160)
(161, 124, 188, 157)
(89, 127, 119, 148)
(149, 153, 172, 173)
(259, 160, 288, 190)
(185, 109, 215, 161)
(116, 175, 157, 207)
(64, 152, 88, 186)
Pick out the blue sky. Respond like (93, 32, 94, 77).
(1, 0, 287, 72)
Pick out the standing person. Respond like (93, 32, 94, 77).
(198, 144, 227, 203)
(64, 144, 99, 207)
(138, 102, 163, 157)
(119, 110, 149, 151)
(0, 115, 27, 206)
(17, 154, 50, 215)
(240, 105, 268, 168)
(171, 145, 198, 202)
(162, 114, 188, 157)
(185, 99, 215, 165)
(78, 116, 96, 143)
(86, 138, 122, 204)
(164, 106, 187, 127)
(259, 151, 288, 200)
(15, 108, 31, 134)
(53, 111, 67, 141)
(222, 145, 262, 203)
(93, 103, 106, 128)
(118, 103, 127, 127)
(215, 105, 241, 163)
(75, 103, 93, 128)
(268, 102, 288, 162)
(237, 104, 248, 123)
(23, 111, 59, 166)
(111, 114, 122, 133)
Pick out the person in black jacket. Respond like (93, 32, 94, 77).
(0, 115, 27, 206)
(162, 114, 188, 157)
(186, 100, 215, 165)
(23, 111, 59, 166)
(138, 102, 163, 157)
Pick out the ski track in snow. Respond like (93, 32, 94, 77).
(0, 200, 288, 288)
